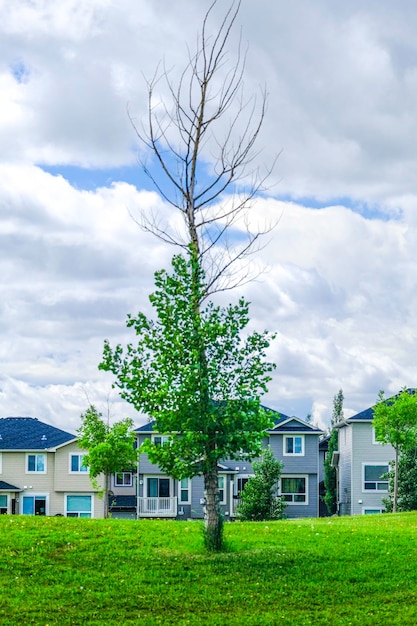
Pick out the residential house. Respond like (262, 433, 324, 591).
(333, 405, 395, 515)
(0, 417, 105, 518)
(135, 411, 323, 520)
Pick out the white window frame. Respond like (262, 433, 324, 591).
(362, 507, 385, 515)
(69, 453, 88, 474)
(26, 453, 47, 474)
(65, 494, 94, 518)
(372, 427, 383, 445)
(280, 475, 309, 505)
(151, 434, 170, 447)
(144, 476, 172, 498)
(283, 435, 305, 456)
(21, 493, 49, 515)
(234, 475, 253, 496)
(114, 472, 133, 487)
(0, 452, 2, 474)
(218, 475, 226, 505)
(178, 478, 191, 504)
(362, 463, 389, 493)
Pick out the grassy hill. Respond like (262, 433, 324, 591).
(1, 513, 417, 625)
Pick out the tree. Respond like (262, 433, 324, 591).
(383, 447, 417, 512)
(131, 0, 274, 297)
(323, 389, 344, 515)
(236, 446, 286, 521)
(100, 252, 276, 549)
(77, 405, 137, 518)
(373, 388, 417, 513)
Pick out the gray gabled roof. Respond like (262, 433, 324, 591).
(136, 406, 323, 435)
(0, 417, 75, 450)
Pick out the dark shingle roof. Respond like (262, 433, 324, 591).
(109, 495, 136, 509)
(344, 389, 417, 424)
(0, 417, 75, 450)
(0, 480, 20, 491)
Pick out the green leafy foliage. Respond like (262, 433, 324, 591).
(100, 251, 275, 548)
(383, 448, 417, 512)
(77, 406, 137, 515)
(237, 447, 286, 521)
(323, 389, 344, 515)
(100, 253, 275, 480)
(374, 388, 417, 512)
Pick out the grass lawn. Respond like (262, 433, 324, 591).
(1, 512, 417, 625)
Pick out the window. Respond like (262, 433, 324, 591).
(66, 495, 92, 518)
(363, 464, 389, 491)
(22, 495, 47, 515)
(363, 508, 385, 515)
(0, 494, 7, 514)
(147, 477, 170, 498)
(152, 435, 170, 447)
(281, 476, 308, 504)
(70, 454, 88, 473)
(179, 478, 190, 504)
(115, 472, 133, 487)
(26, 453, 46, 473)
(218, 476, 226, 504)
(236, 477, 249, 496)
(372, 428, 383, 444)
(283, 435, 304, 456)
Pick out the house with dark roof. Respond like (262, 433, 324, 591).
(0, 417, 105, 518)
(333, 402, 395, 515)
(135, 410, 323, 520)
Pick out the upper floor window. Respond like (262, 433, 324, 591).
(372, 428, 383, 444)
(26, 453, 46, 473)
(363, 464, 389, 491)
(218, 475, 226, 504)
(283, 435, 304, 456)
(115, 472, 133, 487)
(70, 454, 88, 473)
(179, 478, 191, 504)
(152, 435, 170, 447)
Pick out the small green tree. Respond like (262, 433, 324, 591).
(100, 252, 275, 550)
(77, 405, 137, 518)
(323, 389, 344, 515)
(383, 447, 417, 512)
(236, 447, 286, 521)
(373, 388, 417, 513)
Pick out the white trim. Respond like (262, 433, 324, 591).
(69, 453, 88, 474)
(65, 493, 94, 518)
(362, 507, 385, 515)
(21, 492, 49, 516)
(372, 427, 383, 445)
(151, 434, 170, 447)
(362, 462, 389, 493)
(25, 453, 47, 474)
(144, 475, 172, 498)
(283, 435, 305, 456)
(0, 452, 2, 474)
(280, 474, 309, 505)
(178, 477, 191, 505)
(218, 475, 226, 505)
(114, 471, 134, 487)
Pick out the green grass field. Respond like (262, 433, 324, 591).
(1, 513, 417, 625)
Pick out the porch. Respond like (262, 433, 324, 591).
(137, 496, 178, 518)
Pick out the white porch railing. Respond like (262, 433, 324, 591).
(138, 497, 177, 518)
(231, 498, 241, 518)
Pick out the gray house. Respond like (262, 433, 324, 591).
(333, 405, 395, 515)
(135, 410, 323, 520)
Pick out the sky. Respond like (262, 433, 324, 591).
(2, 0, 417, 433)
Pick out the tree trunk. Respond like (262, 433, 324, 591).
(393, 447, 399, 513)
(203, 466, 223, 552)
(104, 473, 109, 519)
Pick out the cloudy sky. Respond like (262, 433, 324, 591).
(2, 0, 417, 433)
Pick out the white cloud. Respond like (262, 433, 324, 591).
(1, 1, 417, 432)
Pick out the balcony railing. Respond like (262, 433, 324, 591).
(138, 497, 177, 518)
